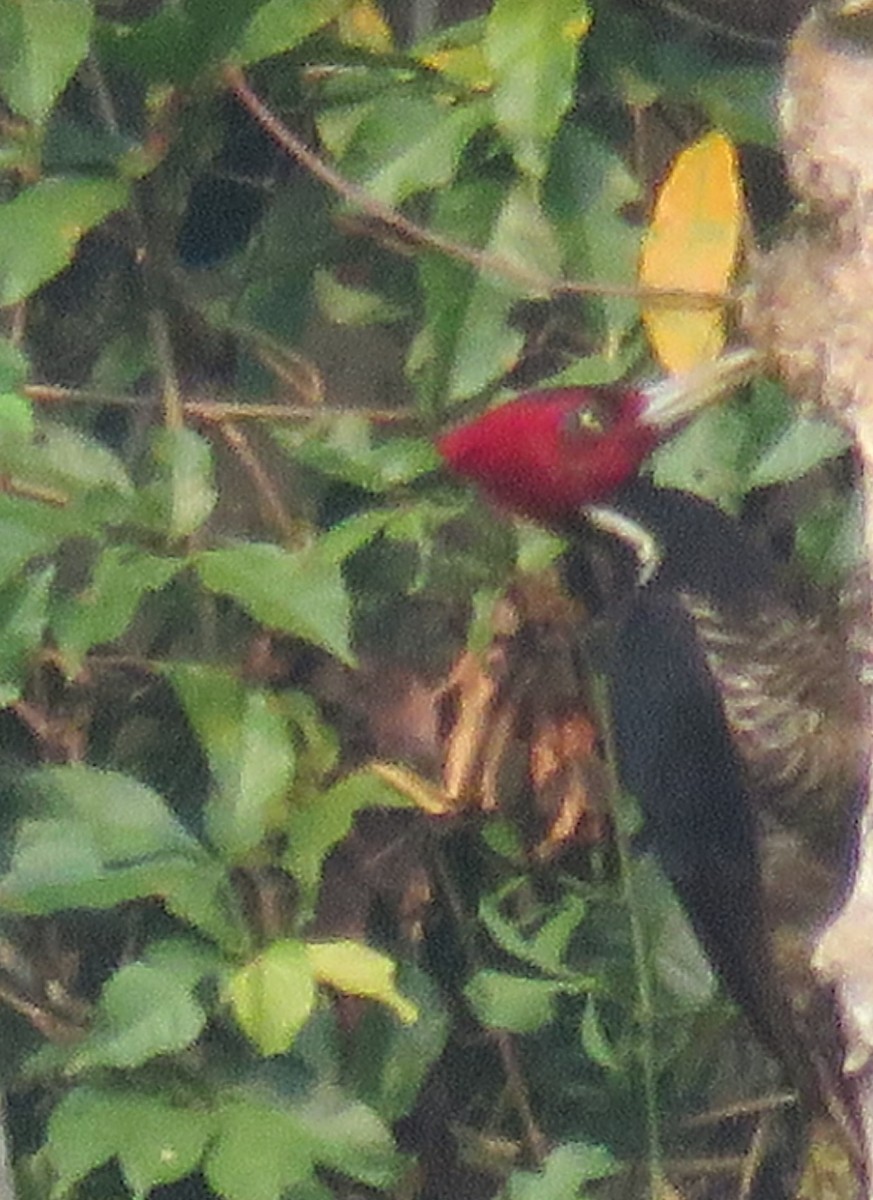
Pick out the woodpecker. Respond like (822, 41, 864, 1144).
(436, 363, 864, 1160)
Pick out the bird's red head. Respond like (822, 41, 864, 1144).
(437, 386, 659, 525)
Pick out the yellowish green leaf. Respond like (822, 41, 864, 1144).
(337, 1, 392, 51)
(419, 44, 493, 90)
(227, 939, 315, 1056)
(307, 940, 418, 1024)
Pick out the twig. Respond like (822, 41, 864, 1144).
(0, 976, 85, 1043)
(188, 399, 409, 425)
(217, 422, 306, 547)
(83, 53, 184, 432)
(682, 1091, 795, 1127)
(25, 383, 146, 409)
(431, 849, 548, 1165)
(738, 1112, 771, 1200)
(24, 383, 413, 426)
(494, 1031, 549, 1166)
(223, 66, 729, 312)
(147, 309, 184, 431)
(0, 475, 68, 507)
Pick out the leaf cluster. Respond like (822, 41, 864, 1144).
(0, 3, 854, 1200)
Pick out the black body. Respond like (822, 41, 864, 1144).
(561, 479, 860, 1154)
(562, 480, 784, 1032)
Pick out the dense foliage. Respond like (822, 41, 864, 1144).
(0, 2, 854, 1198)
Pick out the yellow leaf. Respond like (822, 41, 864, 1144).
(338, 1, 393, 52)
(640, 131, 742, 374)
(307, 939, 419, 1024)
(370, 759, 458, 816)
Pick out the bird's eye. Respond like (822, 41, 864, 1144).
(563, 398, 612, 437)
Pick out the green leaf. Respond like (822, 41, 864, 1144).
(292, 418, 441, 492)
(227, 938, 315, 1055)
(485, 0, 590, 178)
(653, 902, 716, 1008)
(206, 1096, 317, 1200)
(446, 180, 561, 393)
(0, 178, 129, 304)
(161, 857, 251, 955)
(307, 940, 418, 1024)
(0, 0, 93, 123)
(101, 0, 267, 84)
(0, 391, 34, 442)
(237, 0, 347, 65)
(49, 1085, 213, 1196)
(290, 1084, 404, 1188)
(67, 958, 208, 1072)
(0, 421, 132, 500)
(314, 269, 404, 326)
(0, 496, 82, 587)
(691, 66, 778, 147)
(312, 508, 396, 561)
(514, 526, 565, 575)
(651, 404, 749, 511)
(480, 882, 589, 978)
(279, 689, 339, 780)
(415, 179, 555, 404)
(0, 565, 52, 705)
(208, 1086, 402, 1200)
(579, 997, 619, 1071)
(13, 765, 198, 859)
(284, 768, 413, 908)
(0, 339, 30, 390)
(0, 766, 231, 924)
(333, 93, 491, 206)
(545, 124, 641, 338)
(145, 935, 226, 989)
(195, 541, 354, 664)
(749, 417, 850, 487)
(134, 427, 218, 540)
(0, 823, 189, 914)
(345, 964, 449, 1121)
(507, 1142, 617, 1200)
(53, 547, 181, 675)
(465, 971, 573, 1033)
(166, 664, 295, 859)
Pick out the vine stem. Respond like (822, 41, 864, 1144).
(24, 384, 412, 426)
(591, 674, 664, 1199)
(82, 54, 185, 431)
(222, 66, 729, 312)
(430, 849, 549, 1168)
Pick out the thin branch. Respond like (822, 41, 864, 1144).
(738, 1113, 771, 1200)
(223, 66, 730, 312)
(0, 475, 68, 507)
(148, 309, 185, 431)
(24, 383, 413, 425)
(0, 976, 86, 1043)
(83, 53, 184, 432)
(217, 422, 307, 547)
(188, 399, 409, 425)
(431, 848, 548, 1165)
(591, 674, 664, 1198)
(494, 1031, 549, 1166)
(682, 1091, 795, 1127)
